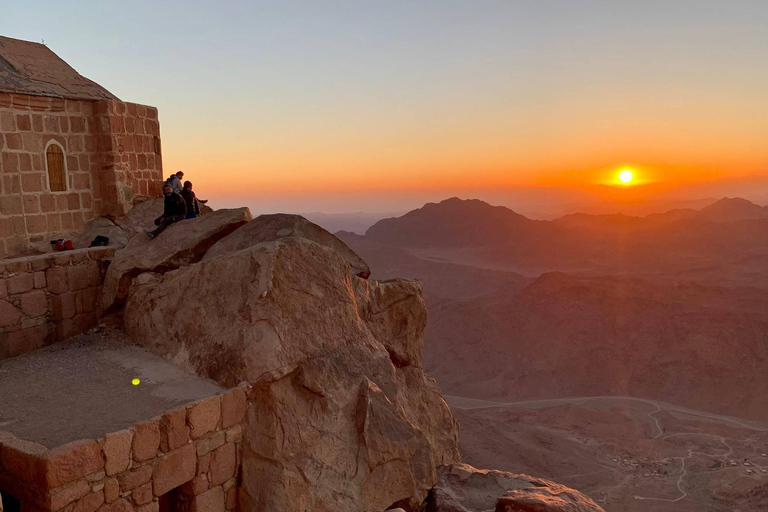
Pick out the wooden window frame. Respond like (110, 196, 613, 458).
(44, 140, 69, 193)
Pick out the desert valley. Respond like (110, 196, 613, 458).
(339, 196, 768, 511)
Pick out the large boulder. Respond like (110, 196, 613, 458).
(422, 464, 605, 512)
(114, 197, 164, 237)
(100, 207, 252, 312)
(122, 237, 460, 511)
(71, 217, 129, 249)
(203, 213, 371, 278)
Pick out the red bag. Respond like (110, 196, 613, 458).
(53, 239, 74, 251)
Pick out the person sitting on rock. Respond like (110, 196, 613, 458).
(147, 184, 186, 239)
(165, 171, 184, 194)
(180, 180, 208, 219)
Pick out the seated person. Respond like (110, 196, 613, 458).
(147, 184, 186, 239)
(180, 181, 208, 219)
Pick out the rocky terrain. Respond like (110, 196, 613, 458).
(74, 201, 604, 512)
(336, 196, 768, 511)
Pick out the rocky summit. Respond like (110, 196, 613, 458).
(88, 206, 603, 512)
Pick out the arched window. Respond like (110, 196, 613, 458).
(46, 142, 67, 192)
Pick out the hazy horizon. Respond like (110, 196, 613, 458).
(6, 1, 768, 214)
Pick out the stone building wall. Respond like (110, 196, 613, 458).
(0, 386, 249, 512)
(0, 92, 163, 258)
(0, 247, 115, 359)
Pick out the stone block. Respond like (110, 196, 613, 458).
(49, 479, 90, 511)
(225, 487, 236, 510)
(224, 425, 241, 443)
(51, 292, 76, 320)
(23, 195, 40, 214)
(102, 429, 132, 476)
(209, 442, 236, 486)
(42, 439, 105, 488)
(179, 474, 209, 497)
(67, 265, 91, 291)
(103, 478, 119, 504)
(195, 431, 225, 458)
(190, 486, 225, 512)
(220, 388, 247, 429)
(97, 497, 133, 512)
(159, 407, 189, 453)
(15, 114, 31, 131)
(73, 489, 105, 512)
(132, 419, 161, 462)
(7, 273, 34, 295)
(136, 502, 159, 512)
(25, 214, 48, 234)
(0, 435, 47, 482)
(117, 464, 152, 492)
(46, 266, 69, 294)
(132, 482, 153, 505)
(0, 300, 22, 328)
(21, 173, 43, 193)
(152, 444, 196, 497)
(188, 397, 221, 439)
(196, 453, 211, 476)
(19, 289, 48, 317)
(33, 271, 46, 289)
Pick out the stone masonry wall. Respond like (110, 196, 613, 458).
(0, 247, 116, 360)
(0, 92, 163, 258)
(0, 386, 249, 512)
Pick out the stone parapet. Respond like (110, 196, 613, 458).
(0, 385, 250, 512)
(0, 247, 116, 359)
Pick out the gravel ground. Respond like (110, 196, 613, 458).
(0, 329, 224, 448)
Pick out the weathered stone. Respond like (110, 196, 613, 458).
(103, 478, 119, 504)
(117, 465, 152, 492)
(131, 482, 153, 505)
(195, 431, 225, 457)
(220, 387, 247, 429)
(132, 420, 161, 462)
(97, 497, 133, 512)
(423, 464, 606, 512)
(6, 273, 34, 294)
(209, 442, 236, 486)
(72, 217, 128, 250)
(101, 207, 252, 312)
(49, 479, 90, 510)
(43, 440, 104, 488)
(0, 435, 47, 483)
(179, 474, 210, 497)
(135, 502, 159, 512)
(159, 407, 189, 452)
(187, 397, 221, 439)
(46, 266, 69, 294)
(224, 425, 242, 443)
(190, 486, 225, 512)
(0, 300, 22, 328)
(103, 430, 132, 476)
(203, 213, 371, 278)
(152, 444, 196, 497)
(73, 490, 105, 512)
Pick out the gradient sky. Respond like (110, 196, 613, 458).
(4, 1, 768, 213)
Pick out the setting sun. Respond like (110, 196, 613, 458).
(618, 169, 634, 184)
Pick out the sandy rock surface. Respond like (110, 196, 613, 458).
(422, 464, 605, 512)
(71, 217, 129, 249)
(204, 213, 371, 278)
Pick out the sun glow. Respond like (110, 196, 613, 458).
(618, 169, 634, 184)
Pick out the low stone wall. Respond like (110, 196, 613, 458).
(0, 247, 116, 359)
(0, 386, 249, 512)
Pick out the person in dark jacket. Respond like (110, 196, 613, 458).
(180, 181, 208, 219)
(147, 184, 186, 239)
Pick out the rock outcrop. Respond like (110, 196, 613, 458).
(72, 217, 129, 249)
(106, 209, 604, 512)
(203, 213, 371, 278)
(123, 235, 459, 510)
(100, 207, 252, 312)
(422, 464, 605, 512)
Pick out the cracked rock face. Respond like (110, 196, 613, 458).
(122, 235, 460, 511)
(422, 464, 605, 512)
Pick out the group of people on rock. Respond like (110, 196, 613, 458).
(147, 171, 208, 239)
